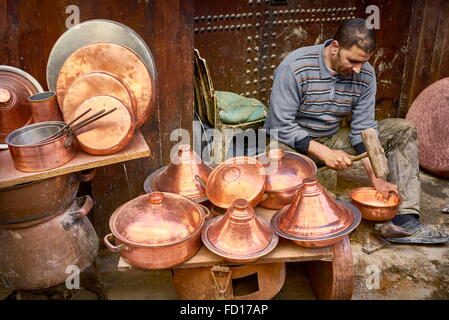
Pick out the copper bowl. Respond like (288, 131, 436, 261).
(202, 199, 279, 263)
(206, 156, 266, 209)
(271, 178, 361, 248)
(256, 149, 317, 209)
(143, 144, 212, 203)
(350, 187, 402, 221)
(104, 192, 210, 269)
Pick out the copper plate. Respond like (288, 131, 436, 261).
(206, 156, 266, 209)
(73, 95, 135, 155)
(62, 71, 136, 123)
(56, 42, 155, 127)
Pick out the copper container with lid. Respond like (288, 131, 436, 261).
(143, 144, 212, 203)
(350, 187, 402, 221)
(0, 65, 44, 142)
(206, 156, 267, 209)
(271, 178, 361, 248)
(202, 199, 278, 263)
(104, 192, 210, 269)
(256, 149, 317, 209)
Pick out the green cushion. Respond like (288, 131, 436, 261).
(215, 91, 268, 124)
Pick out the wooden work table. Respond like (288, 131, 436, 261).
(0, 130, 150, 188)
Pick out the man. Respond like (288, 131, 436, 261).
(265, 18, 448, 244)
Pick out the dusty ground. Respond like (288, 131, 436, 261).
(2, 164, 448, 300)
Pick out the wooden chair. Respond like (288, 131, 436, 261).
(194, 49, 266, 164)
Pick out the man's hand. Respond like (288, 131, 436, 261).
(307, 140, 353, 170)
(371, 177, 398, 199)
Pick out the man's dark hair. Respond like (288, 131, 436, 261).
(333, 18, 376, 53)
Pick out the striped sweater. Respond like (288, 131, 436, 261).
(264, 39, 378, 152)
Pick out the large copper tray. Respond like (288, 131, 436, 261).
(62, 71, 136, 122)
(56, 42, 155, 127)
(46, 19, 157, 91)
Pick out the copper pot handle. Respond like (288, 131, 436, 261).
(197, 203, 211, 220)
(76, 169, 97, 182)
(64, 133, 75, 149)
(104, 234, 128, 252)
(194, 175, 207, 190)
(72, 195, 93, 220)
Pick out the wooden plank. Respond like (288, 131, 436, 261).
(0, 130, 150, 188)
(116, 206, 333, 271)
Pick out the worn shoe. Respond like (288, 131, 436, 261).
(384, 217, 449, 244)
(374, 220, 412, 238)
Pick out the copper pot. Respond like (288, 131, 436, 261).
(256, 149, 317, 209)
(6, 121, 76, 172)
(144, 144, 212, 203)
(104, 192, 210, 269)
(202, 199, 278, 263)
(28, 91, 63, 123)
(0, 170, 96, 225)
(0, 196, 99, 290)
(350, 187, 402, 221)
(206, 156, 267, 209)
(271, 178, 361, 248)
(0, 65, 43, 143)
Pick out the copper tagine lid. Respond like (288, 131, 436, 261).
(206, 156, 266, 208)
(62, 71, 136, 123)
(256, 149, 317, 191)
(202, 199, 278, 262)
(0, 66, 43, 141)
(73, 95, 135, 155)
(109, 192, 205, 246)
(143, 144, 212, 202)
(271, 178, 360, 242)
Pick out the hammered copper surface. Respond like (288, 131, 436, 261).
(73, 95, 135, 155)
(56, 42, 155, 127)
(350, 187, 402, 222)
(206, 156, 266, 208)
(0, 69, 40, 141)
(144, 144, 212, 201)
(28, 91, 63, 123)
(6, 121, 76, 172)
(406, 77, 449, 178)
(271, 178, 360, 248)
(105, 192, 207, 269)
(202, 199, 278, 263)
(256, 149, 317, 209)
(0, 196, 99, 290)
(62, 71, 136, 123)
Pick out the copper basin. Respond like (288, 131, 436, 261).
(143, 144, 212, 203)
(206, 156, 267, 209)
(271, 178, 361, 248)
(256, 149, 317, 209)
(104, 192, 210, 269)
(202, 199, 278, 263)
(6, 121, 76, 172)
(350, 187, 402, 221)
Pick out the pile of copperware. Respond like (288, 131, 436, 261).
(105, 144, 361, 269)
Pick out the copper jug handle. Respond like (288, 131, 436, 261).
(61, 195, 93, 230)
(197, 203, 212, 220)
(104, 234, 128, 252)
(194, 175, 207, 190)
(64, 133, 75, 149)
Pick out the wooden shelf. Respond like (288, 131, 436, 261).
(117, 207, 334, 271)
(0, 130, 150, 188)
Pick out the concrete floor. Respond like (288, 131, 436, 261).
(2, 164, 448, 300)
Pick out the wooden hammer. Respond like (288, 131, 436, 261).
(318, 128, 389, 178)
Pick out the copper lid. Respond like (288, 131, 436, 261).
(74, 95, 135, 155)
(206, 156, 266, 208)
(143, 144, 212, 201)
(0, 66, 43, 140)
(109, 192, 205, 246)
(62, 71, 136, 123)
(202, 199, 278, 262)
(271, 178, 360, 242)
(56, 42, 155, 127)
(257, 149, 317, 191)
